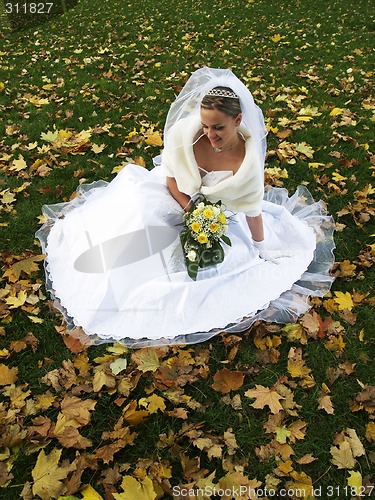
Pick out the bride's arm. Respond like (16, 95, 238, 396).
(246, 214, 264, 242)
(166, 176, 192, 212)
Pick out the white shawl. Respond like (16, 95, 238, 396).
(162, 115, 264, 217)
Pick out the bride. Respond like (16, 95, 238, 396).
(36, 67, 335, 347)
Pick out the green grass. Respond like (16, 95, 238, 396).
(0, 0, 374, 498)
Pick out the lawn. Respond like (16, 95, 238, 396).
(0, 0, 374, 498)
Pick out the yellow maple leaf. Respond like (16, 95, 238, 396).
(91, 143, 106, 154)
(271, 34, 281, 42)
(333, 291, 354, 310)
(2, 254, 45, 282)
(35, 391, 56, 411)
(28, 315, 44, 324)
(131, 349, 160, 373)
(1, 189, 16, 204)
(332, 171, 347, 182)
(41, 129, 59, 142)
(245, 385, 284, 414)
(330, 107, 344, 116)
(80, 484, 104, 499)
(308, 162, 326, 169)
(347, 470, 362, 489)
(295, 142, 314, 159)
(139, 394, 166, 414)
(144, 129, 163, 147)
(0, 364, 18, 385)
(5, 290, 27, 309)
(275, 426, 292, 444)
(31, 448, 74, 499)
(10, 155, 28, 172)
(113, 475, 157, 500)
(28, 96, 49, 107)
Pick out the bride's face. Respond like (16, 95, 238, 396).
(200, 108, 242, 149)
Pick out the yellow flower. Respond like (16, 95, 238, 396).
(0, 82, 5, 93)
(218, 213, 227, 224)
(210, 223, 219, 232)
(191, 222, 201, 233)
(197, 232, 208, 244)
(203, 208, 214, 219)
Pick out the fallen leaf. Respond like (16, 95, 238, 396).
(211, 367, 244, 394)
(31, 448, 74, 499)
(318, 392, 335, 414)
(131, 349, 160, 373)
(365, 422, 375, 443)
(0, 364, 18, 385)
(138, 394, 166, 414)
(113, 475, 157, 500)
(245, 385, 284, 414)
(2, 255, 45, 282)
(333, 291, 354, 311)
(110, 358, 128, 375)
(347, 470, 362, 489)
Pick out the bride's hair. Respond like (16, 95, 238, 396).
(201, 86, 242, 118)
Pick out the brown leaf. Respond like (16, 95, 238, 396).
(211, 367, 244, 394)
(56, 425, 92, 449)
(61, 395, 96, 425)
(166, 407, 188, 419)
(296, 453, 317, 465)
(61, 334, 86, 353)
(318, 392, 335, 414)
(331, 440, 356, 469)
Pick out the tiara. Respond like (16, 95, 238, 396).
(205, 88, 239, 99)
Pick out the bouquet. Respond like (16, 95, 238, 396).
(179, 195, 232, 280)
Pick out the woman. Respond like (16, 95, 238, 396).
(164, 83, 284, 261)
(36, 67, 335, 347)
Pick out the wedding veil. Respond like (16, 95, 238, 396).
(162, 66, 268, 165)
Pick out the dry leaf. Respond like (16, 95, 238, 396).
(245, 385, 284, 414)
(211, 367, 244, 394)
(317, 392, 335, 414)
(333, 291, 354, 311)
(131, 349, 160, 373)
(2, 255, 45, 282)
(113, 475, 157, 500)
(0, 364, 18, 385)
(31, 448, 74, 499)
(331, 440, 356, 469)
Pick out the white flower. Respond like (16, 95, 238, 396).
(213, 206, 220, 216)
(187, 250, 197, 262)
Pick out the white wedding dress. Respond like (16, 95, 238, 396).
(36, 162, 335, 347)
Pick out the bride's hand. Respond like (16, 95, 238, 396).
(253, 240, 293, 264)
